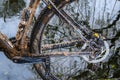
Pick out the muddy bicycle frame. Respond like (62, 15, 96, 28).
(0, 0, 87, 64)
(0, 0, 113, 65)
(0, 0, 45, 63)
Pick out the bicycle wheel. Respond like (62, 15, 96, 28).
(30, 0, 120, 79)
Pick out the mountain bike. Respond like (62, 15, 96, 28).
(0, 0, 120, 79)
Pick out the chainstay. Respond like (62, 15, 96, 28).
(41, 39, 84, 51)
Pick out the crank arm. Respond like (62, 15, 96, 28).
(13, 54, 51, 79)
(12, 56, 47, 64)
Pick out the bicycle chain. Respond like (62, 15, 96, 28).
(41, 39, 83, 51)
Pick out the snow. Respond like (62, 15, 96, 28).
(0, 16, 19, 38)
(0, 53, 36, 80)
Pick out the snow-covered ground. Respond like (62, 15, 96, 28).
(0, 53, 38, 80)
